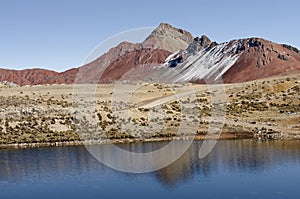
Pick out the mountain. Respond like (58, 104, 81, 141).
(222, 38, 300, 83)
(0, 68, 78, 85)
(0, 23, 192, 85)
(152, 37, 300, 84)
(74, 23, 194, 84)
(0, 23, 300, 85)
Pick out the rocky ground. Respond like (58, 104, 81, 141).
(0, 73, 299, 147)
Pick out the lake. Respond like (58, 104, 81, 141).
(0, 140, 300, 199)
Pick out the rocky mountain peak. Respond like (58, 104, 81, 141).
(186, 35, 212, 55)
(147, 23, 194, 43)
(195, 35, 211, 47)
(142, 23, 194, 52)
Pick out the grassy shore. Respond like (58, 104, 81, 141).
(0, 73, 299, 148)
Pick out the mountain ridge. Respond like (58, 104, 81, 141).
(1, 23, 300, 85)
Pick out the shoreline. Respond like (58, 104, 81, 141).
(1, 132, 299, 150)
(0, 133, 260, 150)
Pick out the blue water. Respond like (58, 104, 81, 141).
(0, 140, 300, 199)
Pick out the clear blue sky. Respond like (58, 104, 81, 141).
(0, 0, 299, 72)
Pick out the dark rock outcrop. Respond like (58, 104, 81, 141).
(277, 54, 288, 61)
(282, 44, 300, 54)
(186, 35, 212, 55)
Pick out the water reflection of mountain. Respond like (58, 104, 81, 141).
(0, 140, 300, 186)
(154, 140, 300, 187)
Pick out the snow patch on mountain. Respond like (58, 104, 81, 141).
(152, 40, 243, 83)
(164, 51, 180, 64)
